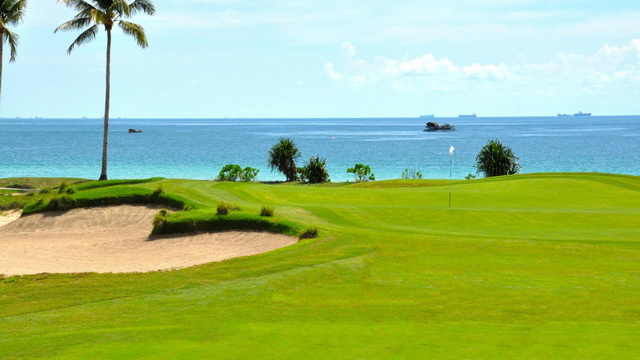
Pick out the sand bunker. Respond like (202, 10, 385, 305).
(0, 205, 297, 276)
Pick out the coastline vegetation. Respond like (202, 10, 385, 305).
(347, 163, 376, 182)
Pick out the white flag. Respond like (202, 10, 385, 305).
(449, 145, 455, 157)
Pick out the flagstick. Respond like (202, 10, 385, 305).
(448, 155, 452, 208)
(447, 145, 455, 208)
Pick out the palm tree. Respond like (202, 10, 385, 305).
(268, 138, 301, 182)
(55, 0, 155, 180)
(475, 139, 521, 177)
(0, 0, 27, 113)
(299, 155, 330, 184)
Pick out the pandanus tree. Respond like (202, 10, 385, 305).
(55, 0, 155, 180)
(475, 139, 521, 177)
(268, 138, 301, 182)
(0, 0, 27, 113)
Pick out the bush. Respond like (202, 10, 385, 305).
(401, 168, 423, 179)
(216, 202, 230, 215)
(152, 209, 169, 230)
(260, 206, 274, 217)
(217, 164, 243, 181)
(217, 164, 260, 182)
(347, 163, 375, 182)
(48, 196, 77, 211)
(240, 167, 259, 182)
(57, 182, 75, 194)
(475, 139, 521, 177)
(465, 173, 477, 180)
(268, 138, 301, 182)
(299, 227, 319, 239)
(216, 202, 240, 216)
(299, 155, 330, 184)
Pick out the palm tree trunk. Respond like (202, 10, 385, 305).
(0, 29, 4, 115)
(99, 29, 112, 181)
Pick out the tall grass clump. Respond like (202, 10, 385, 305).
(260, 206, 274, 217)
(57, 182, 76, 194)
(216, 202, 240, 216)
(47, 196, 77, 211)
(401, 169, 423, 179)
(299, 227, 319, 239)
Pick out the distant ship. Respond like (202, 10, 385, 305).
(458, 114, 477, 118)
(557, 113, 572, 117)
(574, 111, 592, 117)
(420, 114, 435, 118)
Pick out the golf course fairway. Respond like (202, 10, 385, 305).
(1, 173, 639, 359)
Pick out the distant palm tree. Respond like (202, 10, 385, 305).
(268, 138, 301, 182)
(475, 139, 521, 177)
(55, 0, 155, 180)
(0, 0, 27, 113)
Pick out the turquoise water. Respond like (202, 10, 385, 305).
(1, 116, 639, 181)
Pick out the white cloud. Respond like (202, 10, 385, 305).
(325, 43, 518, 90)
(325, 39, 640, 94)
(324, 62, 342, 80)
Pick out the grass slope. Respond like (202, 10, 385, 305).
(1, 173, 639, 359)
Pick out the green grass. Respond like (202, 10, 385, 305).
(1, 173, 639, 358)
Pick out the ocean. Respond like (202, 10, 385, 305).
(1, 116, 639, 182)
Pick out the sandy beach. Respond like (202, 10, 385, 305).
(0, 205, 296, 276)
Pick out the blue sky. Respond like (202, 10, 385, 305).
(3, 0, 640, 118)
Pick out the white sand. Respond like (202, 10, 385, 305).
(0, 205, 296, 276)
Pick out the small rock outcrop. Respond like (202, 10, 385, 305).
(128, 129, 143, 133)
(424, 122, 455, 132)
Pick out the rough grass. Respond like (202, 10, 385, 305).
(0, 177, 86, 190)
(151, 210, 302, 236)
(1, 173, 639, 359)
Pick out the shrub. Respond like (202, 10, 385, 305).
(475, 139, 521, 177)
(152, 210, 169, 230)
(465, 173, 477, 180)
(217, 164, 260, 182)
(216, 202, 230, 215)
(347, 163, 375, 182)
(57, 182, 75, 194)
(240, 167, 259, 182)
(260, 206, 274, 217)
(268, 138, 301, 182)
(48, 196, 77, 211)
(299, 155, 330, 184)
(401, 168, 423, 179)
(217, 164, 243, 181)
(152, 187, 164, 196)
(299, 227, 319, 239)
(216, 202, 239, 216)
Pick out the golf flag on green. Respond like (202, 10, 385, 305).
(449, 145, 455, 157)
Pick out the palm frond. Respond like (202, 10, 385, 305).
(4, 0, 27, 24)
(66, 24, 99, 54)
(3, 28, 19, 62)
(111, 0, 132, 18)
(129, 0, 156, 15)
(58, 0, 96, 13)
(54, 16, 94, 32)
(118, 20, 148, 48)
